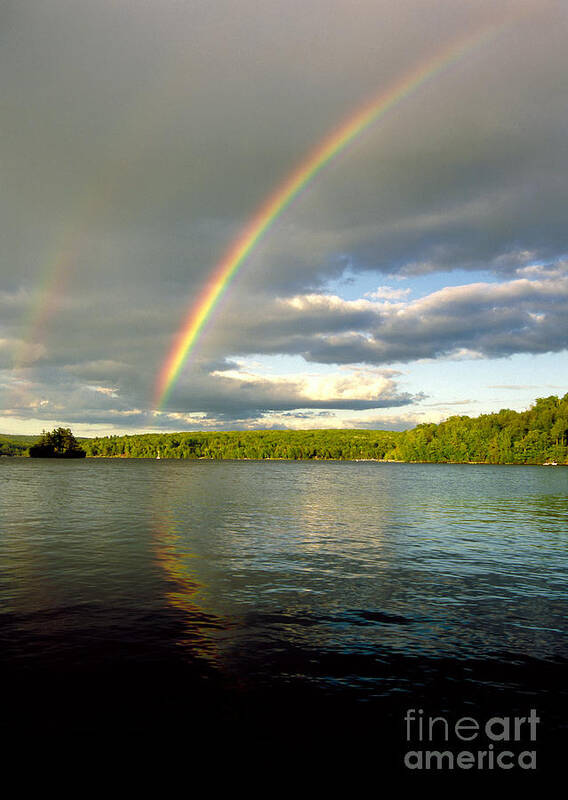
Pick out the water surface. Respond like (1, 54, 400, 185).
(1, 459, 566, 764)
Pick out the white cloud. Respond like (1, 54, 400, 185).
(210, 365, 402, 404)
(365, 286, 411, 301)
(283, 294, 378, 313)
(85, 385, 119, 398)
(245, 272, 568, 367)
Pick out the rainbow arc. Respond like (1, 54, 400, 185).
(154, 21, 508, 410)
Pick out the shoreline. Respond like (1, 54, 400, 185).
(74, 455, 567, 466)
(5, 451, 565, 466)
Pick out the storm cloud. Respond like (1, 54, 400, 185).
(1, 1, 567, 431)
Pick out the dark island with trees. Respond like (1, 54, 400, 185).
(28, 427, 86, 458)
(1, 395, 566, 464)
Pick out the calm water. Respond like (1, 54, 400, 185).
(1, 459, 567, 766)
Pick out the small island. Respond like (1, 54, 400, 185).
(28, 427, 86, 459)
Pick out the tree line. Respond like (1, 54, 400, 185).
(1, 395, 566, 464)
(0, 433, 36, 457)
(392, 394, 568, 465)
(81, 394, 568, 464)
(83, 428, 400, 461)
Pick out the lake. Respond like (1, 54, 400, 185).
(1, 458, 566, 771)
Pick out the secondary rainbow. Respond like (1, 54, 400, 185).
(155, 21, 505, 410)
(8, 36, 203, 405)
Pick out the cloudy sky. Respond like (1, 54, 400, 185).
(1, 0, 567, 435)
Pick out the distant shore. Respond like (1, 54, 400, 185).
(78, 454, 565, 466)
(3, 450, 565, 466)
(3, 395, 567, 465)
(66, 396, 568, 465)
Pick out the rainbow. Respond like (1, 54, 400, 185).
(13, 229, 85, 371)
(154, 21, 507, 410)
(8, 33, 202, 399)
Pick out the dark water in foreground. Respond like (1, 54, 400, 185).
(1, 459, 566, 771)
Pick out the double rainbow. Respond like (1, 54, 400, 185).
(154, 21, 505, 410)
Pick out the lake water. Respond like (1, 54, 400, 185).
(1, 459, 566, 770)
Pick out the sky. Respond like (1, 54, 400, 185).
(1, 0, 567, 436)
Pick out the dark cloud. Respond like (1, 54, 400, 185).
(1, 1, 567, 429)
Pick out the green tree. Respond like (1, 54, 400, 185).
(29, 427, 86, 458)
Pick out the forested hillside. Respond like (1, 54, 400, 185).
(83, 428, 400, 461)
(0, 433, 37, 456)
(81, 394, 568, 464)
(391, 395, 568, 464)
(3, 395, 567, 464)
